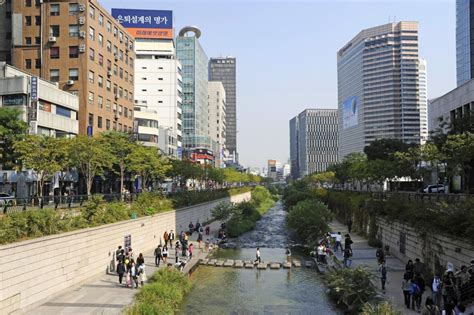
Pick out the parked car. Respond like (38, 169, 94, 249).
(423, 184, 446, 193)
(0, 193, 15, 206)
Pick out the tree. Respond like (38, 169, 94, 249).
(286, 199, 332, 244)
(100, 131, 136, 195)
(70, 136, 114, 196)
(442, 133, 474, 191)
(211, 201, 236, 222)
(127, 146, 170, 191)
(167, 159, 202, 190)
(0, 108, 28, 169)
(345, 153, 369, 186)
(14, 135, 64, 197)
(364, 138, 413, 161)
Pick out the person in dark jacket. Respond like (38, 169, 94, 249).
(154, 245, 162, 267)
(117, 260, 126, 285)
(413, 274, 426, 312)
(137, 253, 145, 267)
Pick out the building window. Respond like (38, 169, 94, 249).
(106, 80, 111, 91)
(35, 36, 40, 44)
(25, 16, 32, 26)
(113, 64, 118, 75)
(113, 121, 117, 130)
(98, 96, 103, 108)
(98, 34, 103, 46)
(89, 27, 95, 40)
(35, 16, 41, 26)
(50, 47, 60, 59)
(106, 41, 111, 52)
(56, 106, 71, 118)
(50, 25, 60, 37)
(88, 113, 93, 126)
(89, 6, 95, 19)
(50, 69, 60, 82)
(35, 59, 41, 69)
(88, 92, 94, 104)
(25, 0, 32, 7)
(97, 116, 102, 128)
(89, 48, 94, 61)
(113, 27, 118, 38)
(50, 4, 60, 16)
(25, 37, 32, 45)
(119, 68, 123, 79)
(106, 21, 111, 33)
(98, 54, 103, 66)
(119, 50, 123, 61)
(98, 75, 103, 88)
(69, 68, 78, 80)
(106, 99, 111, 111)
(124, 108, 128, 118)
(88, 70, 94, 83)
(119, 32, 123, 42)
(69, 24, 79, 37)
(69, 46, 79, 58)
(25, 59, 32, 69)
(106, 119, 110, 130)
(69, 3, 79, 15)
(113, 45, 118, 56)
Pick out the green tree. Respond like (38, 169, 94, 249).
(14, 135, 64, 197)
(127, 146, 170, 191)
(211, 201, 236, 222)
(345, 153, 369, 186)
(0, 108, 28, 169)
(70, 136, 114, 196)
(442, 132, 474, 191)
(286, 199, 332, 244)
(364, 138, 413, 161)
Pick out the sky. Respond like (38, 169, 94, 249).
(100, 0, 456, 170)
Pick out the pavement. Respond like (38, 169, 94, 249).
(25, 221, 222, 315)
(329, 220, 419, 314)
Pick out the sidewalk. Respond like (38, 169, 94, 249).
(329, 220, 418, 314)
(27, 221, 221, 315)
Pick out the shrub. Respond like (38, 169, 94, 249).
(211, 201, 236, 222)
(286, 199, 332, 244)
(360, 301, 402, 315)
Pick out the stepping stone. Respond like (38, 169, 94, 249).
(257, 262, 268, 270)
(283, 262, 292, 269)
(234, 260, 244, 268)
(200, 259, 209, 265)
(223, 259, 235, 267)
(305, 261, 314, 268)
(270, 262, 281, 269)
(207, 259, 217, 266)
(293, 260, 301, 267)
(244, 261, 254, 269)
(215, 260, 225, 267)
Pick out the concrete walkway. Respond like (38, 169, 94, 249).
(26, 221, 222, 315)
(329, 220, 418, 314)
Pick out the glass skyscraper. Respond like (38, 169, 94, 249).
(176, 28, 211, 149)
(456, 0, 472, 86)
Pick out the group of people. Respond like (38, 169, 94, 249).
(314, 231, 354, 269)
(115, 246, 147, 289)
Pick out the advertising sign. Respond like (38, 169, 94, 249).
(111, 8, 173, 39)
(342, 96, 358, 130)
(30, 76, 38, 101)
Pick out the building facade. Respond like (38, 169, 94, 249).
(0, 62, 79, 138)
(2, 0, 135, 136)
(456, 0, 473, 86)
(289, 109, 338, 178)
(208, 81, 227, 168)
(134, 105, 159, 147)
(176, 27, 211, 150)
(209, 57, 237, 161)
(337, 22, 427, 160)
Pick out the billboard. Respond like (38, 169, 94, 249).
(342, 96, 358, 130)
(111, 8, 173, 39)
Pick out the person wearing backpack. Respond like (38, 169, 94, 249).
(410, 280, 421, 311)
(402, 272, 413, 309)
(412, 274, 426, 312)
(154, 245, 162, 267)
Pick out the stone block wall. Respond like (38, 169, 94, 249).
(0, 192, 251, 314)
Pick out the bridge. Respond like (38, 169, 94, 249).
(199, 259, 317, 270)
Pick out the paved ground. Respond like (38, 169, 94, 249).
(329, 220, 419, 314)
(26, 221, 222, 315)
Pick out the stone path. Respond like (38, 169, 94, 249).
(329, 220, 418, 314)
(27, 220, 222, 315)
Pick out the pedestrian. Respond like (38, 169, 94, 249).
(406, 260, 415, 279)
(197, 231, 203, 249)
(343, 246, 352, 268)
(189, 243, 194, 260)
(334, 232, 343, 252)
(137, 253, 144, 267)
(179, 230, 184, 244)
(431, 274, 442, 308)
(138, 263, 147, 286)
(376, 245, 385, 265)
(115, 246, 122, 262)
(169, 230, 175, 248)
(254, 247, 261, 263)
(412, 274, 425, 312)
(117, 260, 126, 285)
(162, 246, 168, 263)
(205, 225, 210, 236)
(205, 239, 210, 253)
(380, 261, 387, 293)
(347, 217, 353, 233)
(442, 271, 457, 306)
(117, 248, 125, 264)
(402, 272, 413, 309)
(414, 258, 424, 276)
(317, 243, 327, 265)
(130, 260, 139, 289)
(154, 245, 162, 267)
(175, 243, 180, 263)
(285, 247, 292, 263)
(125, 263, 131, 287)
(163, 230, 169, 247)
(344, 234, 353, 250)
(188, 221, 194, 236)
(195, 220, 201, 233)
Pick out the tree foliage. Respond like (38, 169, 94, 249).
(0, 108, 28, 169)
(286, 199, 332, 244)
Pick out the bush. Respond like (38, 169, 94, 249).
(286, 199, 332, 244)
(361, 301, 402, 315)
(325, 267, 377, 314)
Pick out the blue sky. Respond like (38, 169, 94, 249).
(100, 0, 455, 169)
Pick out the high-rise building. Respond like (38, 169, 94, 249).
(337, 22, 427, 160)
(418, 58, 429, 144)
(289, 109, 338, 178)
(176, 27, 211, 151)
(208, 81, 227, 168)
(456, 0, 474, 86)
(2, 0, 135, 135)
(209, 57, 237, 161)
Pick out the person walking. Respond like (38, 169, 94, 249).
(138, 263, 147, 286)
(195, 220, 201, 233)
(431, 274, 442, 308)
(169, 230, 175, 248)
(380, 261, 387, 293)
(334, 232, 343, 253)
(344, 234, 353, 251)
(154, 245, 162, 267)
(347, 217, 353, 233)
(175, 243, 180, 263)
(137, 253, 144, 267)
(376, 245, 385, 266)
(162, 246, 168, 263)
(402, 272, 413, 309)
(205, 225, 210, 236)
(130, 260, 139, 289)
(188, 221, 194, 236)
(285, 247, 292, 263)
(189, 243, 194, 260)
(412, 274, 425, 312)
(254, 247, 261, 264)
(117, 260, 126, 285)
(343, 246, 352, 268)
(197, 231, 203, 249)
(163, 231, 169, 247)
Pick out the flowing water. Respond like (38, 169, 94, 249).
(180, 202, 339, 314)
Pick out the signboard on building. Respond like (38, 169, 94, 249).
(3, 95, 26, 106)
(111, 8, 173, 39)
(342, 96, 358, 130)
(30, 76, 38, 101)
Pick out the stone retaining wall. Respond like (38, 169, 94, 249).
(376, 217, 474, 273)
(0, 192, 251, 314)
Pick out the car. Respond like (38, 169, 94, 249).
(423, 184, 446, 193)
(0, 193, 15, 206)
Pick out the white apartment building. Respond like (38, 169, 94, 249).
(208, 81, 227, 168)
(0, 62, 78, 137)
(134, 106, 159, 147)
(134, 39, 183, 157)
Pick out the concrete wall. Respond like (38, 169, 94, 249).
(376, 217, 474, 273)
(0, 192, 251, 314)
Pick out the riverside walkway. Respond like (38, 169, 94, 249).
(329, 220, 418, 315)
(27, 221, 222, 315)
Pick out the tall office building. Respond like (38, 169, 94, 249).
(208, 81, 227, 168)
(209, 57, 237, 161)
(289, 109, 338, 178)
(2, 0, 135, 135)
(456, 0, 474, 86)
(176, 27, 211, 151)
(419, 58, 429, 144)
(337, 22, 427, 160)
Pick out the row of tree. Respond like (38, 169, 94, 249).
(1, 108, 261, 196)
